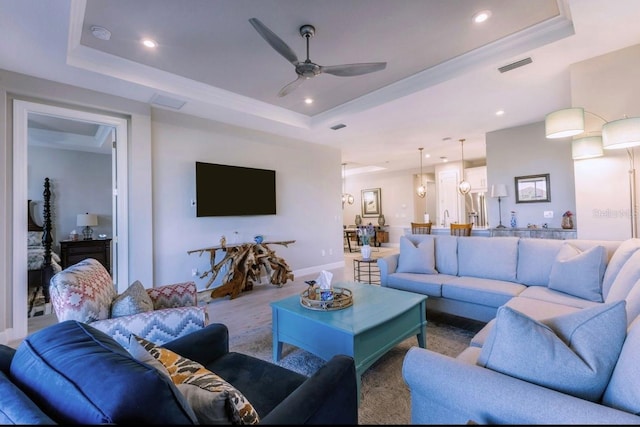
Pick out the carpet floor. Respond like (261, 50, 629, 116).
(227, 311, 482, 425)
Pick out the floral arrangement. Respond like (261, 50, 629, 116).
(357, 223, 376, 246)
(563, 210, 573, 218)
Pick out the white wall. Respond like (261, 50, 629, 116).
(342, 170, 416, 245)
(151, 109, 343, 290)
(486, 121, 576, 229)
(570, 43, 640, 240)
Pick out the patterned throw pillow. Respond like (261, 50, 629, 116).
(111, 280, 154, 318)
(133, 336, 260, 424)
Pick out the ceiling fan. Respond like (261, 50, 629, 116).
(249, 18, 387, 97)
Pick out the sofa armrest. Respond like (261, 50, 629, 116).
(260, 354, 358, 425)
(377, 254, 399, 286)
(163, 323, 230, 365)
(402, 347, 640, 425)
(91, 306, 208, 348)
(146, 281, 197, 309)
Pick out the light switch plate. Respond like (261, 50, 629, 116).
(544, 210, 553, 218)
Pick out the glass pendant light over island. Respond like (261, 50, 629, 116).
(417, 147, 426, 198)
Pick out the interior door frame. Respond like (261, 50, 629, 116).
(12, 100, 129, 340)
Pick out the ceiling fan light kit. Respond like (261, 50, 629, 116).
(249, 18, 387, 97)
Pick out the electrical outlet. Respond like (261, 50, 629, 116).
(191, 268, 198, 277)
(544, 211, 554, 218)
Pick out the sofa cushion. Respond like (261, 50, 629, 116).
(135, 335, 260, 424)
(606, 250, 640, 304)
(0, 371, 56, 424)
(516, 238, 563, 286)
(457, 236, 518, 282)
(434, 235, 459, 276)
(387, 272, 450, 297)
(111, 280, 154, 318)
(602, 238, 640, 300)
(477, 301, 627, 402)
(548, 243, 606, 302)
(9, 320, 197, 424)
(442, 276, 526, 308)
(397, 236, 437, 274)
(602, 316, 640, 413)
(49, 258, 116, 323)
(517, 286, 602, 310)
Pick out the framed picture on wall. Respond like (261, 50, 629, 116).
(515, 174, 551, 203)
(361, 188, 381, 217)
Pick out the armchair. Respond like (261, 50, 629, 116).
(49, 258, 208, 348)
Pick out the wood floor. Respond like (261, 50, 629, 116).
(15, 246, 400, 347)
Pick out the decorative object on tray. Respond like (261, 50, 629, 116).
(188, 240, 296, 300)
(561, 210, 574, 229)
(300, 272, 352, 310)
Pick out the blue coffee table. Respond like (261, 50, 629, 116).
(270, 282, 427, 400)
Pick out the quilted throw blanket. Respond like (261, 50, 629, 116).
(28, 246, 62, 273)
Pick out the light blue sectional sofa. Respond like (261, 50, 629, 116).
(378, 235, 640, 424)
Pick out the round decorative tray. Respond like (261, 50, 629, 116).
(300, 286, 353, 311)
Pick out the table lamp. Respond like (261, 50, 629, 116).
(77, 213, 98, 240)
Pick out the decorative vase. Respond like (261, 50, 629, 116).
(510, 212, 517, 228)
(254, 235, 264, 244)
(355, 214, 362, 226)
(361, 244, 372, 260)
(378, 214, 386, 226)
(561, 216, 574, 229)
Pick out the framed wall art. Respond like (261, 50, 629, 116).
(361, 188, 381, 217)
(515, 174, 551, 203)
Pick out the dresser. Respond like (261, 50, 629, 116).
(60, 238, 112, 273)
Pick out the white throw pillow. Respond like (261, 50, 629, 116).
(477, 301, 626, 401)
(548, 243, 606, 302)
(396, 236, 437, 274)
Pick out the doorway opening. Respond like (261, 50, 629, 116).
(12, 100, 129, 341)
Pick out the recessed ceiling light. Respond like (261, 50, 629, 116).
(304, 97, 313, 104)
(90, 25, 111, 41)
(473, 10, 492, 24)
(142, 38, 157, 48)
(424, 153, 431, 158)
(496, 110, 505, 116)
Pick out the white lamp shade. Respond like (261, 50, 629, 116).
(545, 107, 585, 139)
(572, 136, 604, 160)
(77, 213, 98, 227)
(602, 117, 640, 150)
(490, 184, 508, 198)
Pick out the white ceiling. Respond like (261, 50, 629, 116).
(3, 0, 640, 175)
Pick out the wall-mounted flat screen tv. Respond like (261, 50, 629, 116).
(195, 161, 276, 217)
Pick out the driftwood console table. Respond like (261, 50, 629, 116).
(188, 240, 295, 300)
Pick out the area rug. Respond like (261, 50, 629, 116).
(228, 318, 477, 425)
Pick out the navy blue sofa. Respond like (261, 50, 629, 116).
(0, 320, 358, 424)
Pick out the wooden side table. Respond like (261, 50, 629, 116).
(60, 238, 112, 273)
(353, 258, 381, 285)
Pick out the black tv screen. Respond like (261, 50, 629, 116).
(195, 161, 276, 217)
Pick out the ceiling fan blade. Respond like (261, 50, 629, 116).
(320, 62, 387, 77)
(249, 18, 299, 65)
(278, 75, 306, 97)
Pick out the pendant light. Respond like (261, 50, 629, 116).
(417, 148, 426, 198)
(341, 163, 354, 208)
(458, 138, 471, 195)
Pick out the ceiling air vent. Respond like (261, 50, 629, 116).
(330, 124, 346, 130)
(498, 57, 532, 73)
(150, 94, 186, 110)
